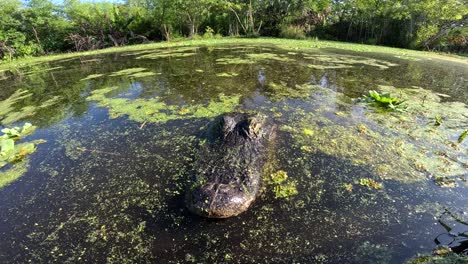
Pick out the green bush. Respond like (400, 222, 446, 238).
(280, 25, 306, 40)
(203, 26, 215, 39)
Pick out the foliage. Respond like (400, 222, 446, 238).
(360, 90, 405, 111)
(0, 123, 40, 168)
(279, 25, 306, 40)
(458, 130, 467, 144)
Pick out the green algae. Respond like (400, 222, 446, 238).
(87, 87, 240, 123)
(306, 64, 354, 70)
(359, 178, 383, 190)
(81, 69, 158, 82)
(136, 48, 198, 60)
(303, 54, 399, 70)
(268, 170, 298, 199)
(407, 252, 468, 264)
(0, 160, 29, 188)
(109, 67, 159, 78)
(281, 84, 467, 184)
(245, 53, 296, 62)
(216, 72, 239, 77)
(80, 73, 104, 81)
(215, 52, 296, 66)
(265, 82, 319, 101)
(109, 68, 149, 77)
(215, 57, 255, 65)
(0, 123, 45, 174)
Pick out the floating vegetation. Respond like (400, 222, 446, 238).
(265, 82, 318, 101)
(434, 176, 457, 188)
(215, 52, 295, 66)
(216, 72, 239, 77)
(307, 64, 353, 70)
(136, 48, 198, 60)
(285, 84, 467, 183)
(80, 73, 104, 81)
(109, 68, 158, 78)
(0, 160, 29, 188)
(245, 53, 296, 62)
(344, 183, 354, 192)
(458, 130, 467, 143)
(87, 87, 240, 123)
(215, 57, 255, 65)
(0, 123, 43, 188)
(359, 90, 405, 111)
(269, 170, 298, 199)
(303, 54, 398, 69)
(359, 178, 383, 190)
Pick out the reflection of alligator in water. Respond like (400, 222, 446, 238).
(186, 113, 276, 218)
(435, 208, 468, 255)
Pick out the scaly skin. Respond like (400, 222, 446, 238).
(186, 113, 276, 218)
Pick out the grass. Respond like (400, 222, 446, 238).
(1, 37, 467, 71)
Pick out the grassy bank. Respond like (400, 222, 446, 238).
(1, 37, 467, 71)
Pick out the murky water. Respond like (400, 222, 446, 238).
(0, 44, 467, 263)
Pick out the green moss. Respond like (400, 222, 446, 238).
(87, 87, 240, 123)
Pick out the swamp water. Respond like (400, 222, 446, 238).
(0, 44, 467, 263)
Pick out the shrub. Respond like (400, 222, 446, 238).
(280, 25, 306, 40)
(203, 26, 215, 39)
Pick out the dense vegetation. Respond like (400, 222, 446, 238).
(0, 0, 467, 60)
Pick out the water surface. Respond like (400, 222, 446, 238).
(0, 44, 467, 263)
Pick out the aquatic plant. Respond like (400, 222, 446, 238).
(360, 90, 405, 111)
(434, 115, 443, 126)
(270, 170, 288, 184)
(0, 123, 44, 188)
(434, 176, 457, 188)
(87, 87, 240, 124)
(359, 178, 383, 190)
(0, 123, 41, 167)
(270, 170, 298, 199)
(273, 181, 298, 199)
(458, 130, 467, 143)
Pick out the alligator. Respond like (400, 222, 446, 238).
(186, 112, 276, 218)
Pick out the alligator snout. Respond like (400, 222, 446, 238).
(186, 113, 275, 218)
